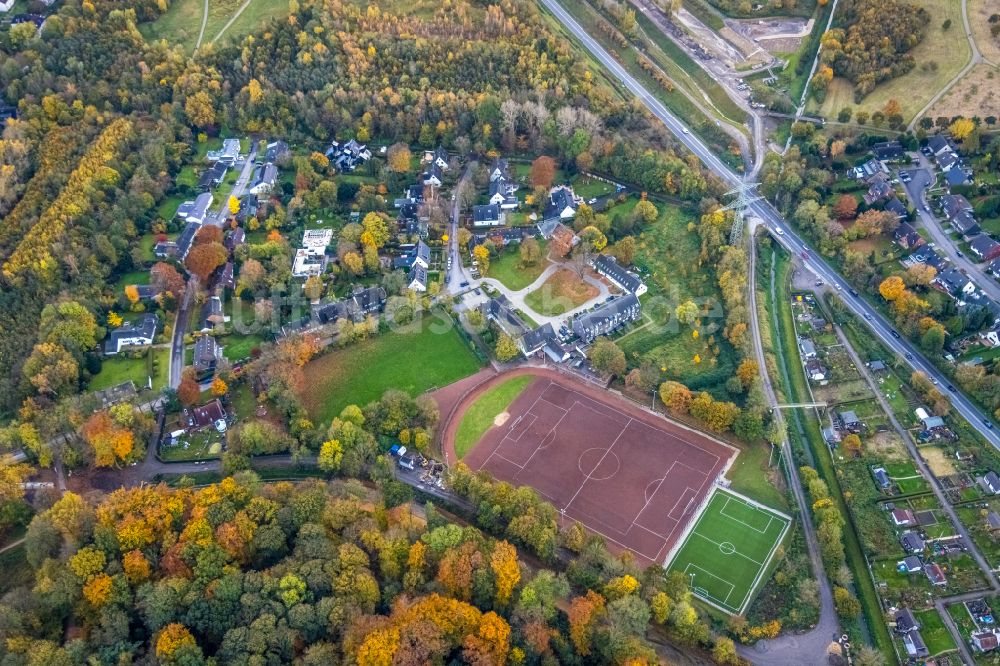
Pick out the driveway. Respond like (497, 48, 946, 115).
(478, 260, 610, 328)
(899, 158, 1000, 303)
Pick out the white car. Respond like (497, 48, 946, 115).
(682, 128, 690, 135)
(773, 226, 784, 236)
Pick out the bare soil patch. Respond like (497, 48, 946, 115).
(928, 63, 1000, 120)
(922, 445, 958, 478)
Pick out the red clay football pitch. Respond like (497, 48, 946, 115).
(462, 377, 736, 565)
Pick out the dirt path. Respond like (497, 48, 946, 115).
(195, 0, 208, 49)
(212, 0, 254, 44)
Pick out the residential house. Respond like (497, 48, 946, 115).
(884, 197, 908, 221)
(571, 294, 641, 344)
(863, 175, 894, 205)
(921, 415, 946, 431)
(428, 146, 449, 171)
(970, 236, 1000, 263)
(154, 241, 178, 258)
(903, 629, 929, 659)
(200, 294, 226, 332)
(198, 163, 227, 191)
(0, 1, 13, 15)
(225, 228, 246, 253)
(805, 359, 827, 382)
(942, 194, 974, 219)
(924, 562, 947, 586)
(990, 259, 1000, 279)
(892, 508, 916, 526)
(178, 192, 214, 225)
(893, 223, 924, 250)
(520, 323, 559, 356)
(798, 338, 817, 359)
(894, 608, 920, 633)
(185, 399, 227, 431)
(488, 178, 519, 210)
(980, 471, 1000, 495)
(473, 228, 528, 248)
(986, 511, 1000, 532)
(472, 204, 504, 228)
(176, 222, 202, 261)
(316, 286, 387, 325)
(490, 157, 510, 182)
(206, 138, 241, 165)
(292, 229, 332, 278)
(950, 210, 981, 237)
(264, 140, 290, 163)
(946, 167, 969, 187)
(839, 410, 861, 433)
(104, 314, 159, 355)
(422, 163, 443, 188)
(901, 531, 925, 554)
(853, 158, 888, 180)
(327, 139, 371, 172)
(927, 134, 952, 156)
(218, 262, 235, 291)
(906, 246, 947, 272)
(870, 360, 887, 372)
(247, 163, 277, 197)
(937, 150, 959, 172)
(134, 285, 160, 301)
(899, 556, 922, 574)
(973, 630, 1000, 652)
(408, 263, 428, 292)
(872, 141, 905, 161)
(935, 267, 975, 297)
(822, 427, 840, 445)
(544, 186, 581, 221)
(193, 335, 222, 375)
(394, 241, 431, 271)
(592, 254, 647, 296)
(482, 295, 530, 340)
(873, 467, 891, 489)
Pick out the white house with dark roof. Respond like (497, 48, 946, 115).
(104, 314, 159, 355)
(206, 138, 241, 165)
(571, 294, 641, 343)
(193, 335, 222, 375)
(980, 471, 1000, 495)
(247, 163, 277, 197)
(490, 157, 510, 182)
(422, 163, 443, 188)
(544, 185, 581, 221)
(942, 194, 973, 219)
(592, 254, 646, 296)
(473, 204, 504, 228)
(408, 264, 428, 292)
(488, 178, 519, 210)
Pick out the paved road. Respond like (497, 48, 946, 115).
(742, 236, 839, 664)
(539, 0, 1000, 453)
(900, 160, 1000, 303)
(168, 147, 257, 389)
(446, 165, 473, 294)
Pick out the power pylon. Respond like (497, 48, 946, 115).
(721, 179, 762, 245)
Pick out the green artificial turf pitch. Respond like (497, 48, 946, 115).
(666, 488, 790, 614)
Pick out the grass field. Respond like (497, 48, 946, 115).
(913, 608, 959, 657)
(140, 0, 290, 53)
(524, 268, 599, 316)
(814, 0, 971, 122)
(487, 244, 549, 291)
(300, 315, 482, 425)
(89, 348, 169, 393)
(667, 488, 791, 614)
(928, 63, 1000, 120)
(454, 376, 535, 459)
(0, 544, 32, 596)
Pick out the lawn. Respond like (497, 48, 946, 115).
(89, 348, 169, 393)
(486, 243, 549, 291)
(299, 314, 483, 425)
(160, 428, 224, 462)
(220, 333, 266, 362)
(139, 0, 204, 52)
(727, 443, 789, 511)
(215, 0, 291, 45)
(524, 268, 599, 316)
(815, 0, 971, 122)
(913, 608, 959, 657)
(454, 376, 535, 459)
(666, 488, 791, 615)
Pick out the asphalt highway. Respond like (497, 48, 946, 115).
(539, 0, 1000, 449)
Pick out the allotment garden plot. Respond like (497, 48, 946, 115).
(666, 488, 791, 614)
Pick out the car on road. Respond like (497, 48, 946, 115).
(474, 288, 481, 295)
(947, 385, 956, 393)
(459, 281, 469, 288)
(924, 205, 930, 212)
(682, 128, 689, 134)
(905, 353, 913, 360)
(986, 419, 994, 430)
(863, 313, 872, 321)
(833, 283, 841, 290)
(849, 289, 859, 297)
(890, 331, 901, 339)
(957, 251, 964, 258)
(815, 281, 824, 287)
(773, 226, 783, 236)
